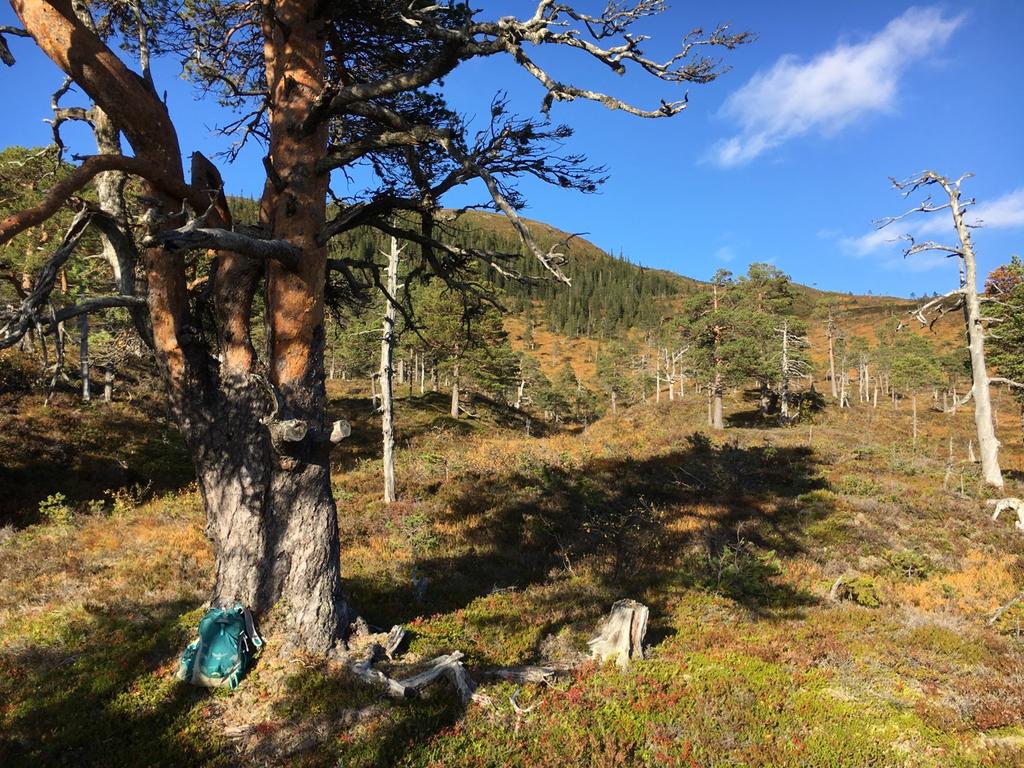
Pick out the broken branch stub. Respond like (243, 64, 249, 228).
(587, 599, 649, 668)
(330, 419, 351, 444)
(269, 418, 308, 444)
(383, 624, 407, 659)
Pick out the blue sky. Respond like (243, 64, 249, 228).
(1, 1, 1022, 297)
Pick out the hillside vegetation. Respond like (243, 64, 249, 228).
(1, 365, 1023, 766)
(3, 5, 1020, 767)
(2, 209, 1020, 768)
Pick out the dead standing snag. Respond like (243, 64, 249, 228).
(879, 171, 1008, 488)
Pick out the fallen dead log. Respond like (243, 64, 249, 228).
(989, 592, 1024, 626)
(988, 498, 1024, 531)
(347, 637, 475, 703)
(396, 651, 476, 704)
(350, 642, 411, 699)
(347, 600, 650, 707)
(486, 665, 564, 685)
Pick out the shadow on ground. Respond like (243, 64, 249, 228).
(0, 403, 193, 529)
(0, 598, 219, 768)
(347, 431, 832, 633)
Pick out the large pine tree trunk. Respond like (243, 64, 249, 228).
(257, 0, 348, 649)
(15, 0, 349, 654)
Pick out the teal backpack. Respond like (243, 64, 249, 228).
(176, 603, 263, 689)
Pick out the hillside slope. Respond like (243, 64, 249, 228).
(451, 210, 964, 386)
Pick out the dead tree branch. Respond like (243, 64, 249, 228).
(0, 207, 93, 347)
(143, 224, 301, 270)
(0, 154, 199, 247)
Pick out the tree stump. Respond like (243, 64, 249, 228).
(587, 599, 649, 668)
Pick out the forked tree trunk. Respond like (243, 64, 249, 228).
(14, 0, 349, 653)
(249, 1, 348, 650)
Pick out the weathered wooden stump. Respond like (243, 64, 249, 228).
(587, 598, 649, 668)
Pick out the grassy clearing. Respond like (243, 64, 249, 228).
(1, 377, 1023, 766)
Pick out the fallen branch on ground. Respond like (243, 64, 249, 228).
(346, 599, 650, 706)
(988, 498, 1024, 531)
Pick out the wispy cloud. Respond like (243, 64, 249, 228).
(713, 245, 736, 263)
(839, 228, 902, 257)
(845, 186, 1024, 257)
(840, 186, 1024, 271)
(708, 7, 963, 168)
(917, 187, 1024, 234)
(974, 187, 1024, 229)
(840, 228, 949, 272)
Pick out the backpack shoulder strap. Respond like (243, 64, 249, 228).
(242, 606, 263, 649)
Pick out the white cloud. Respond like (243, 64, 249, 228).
(974, 187, 1024, 229)
(928, 187, 1024, 231)
(713, 245, 736, 263)
(709, 7, 963, 168)
(848, 186, 1024, 256)
(840, 228, 902, 257)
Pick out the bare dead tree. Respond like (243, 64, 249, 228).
(379, 235, 404, 505)
(880, 171, 1024, 488)
(776, 319, 810, 423)
(826, 306, 839, 399)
